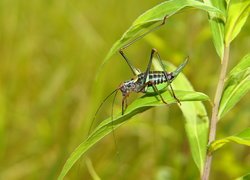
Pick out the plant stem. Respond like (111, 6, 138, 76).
(201, 44, 230, 180)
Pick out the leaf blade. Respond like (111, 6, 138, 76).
(225, 0, 250, 45)
(103, 0, 223, 65)
(219, 53, 250, 119)
(58, 90, 209, 180)
(208, 128, 250, 154)
(236, 173, 250, 180)
(204, 0, 226, 60)
(153, 59, 209, 174)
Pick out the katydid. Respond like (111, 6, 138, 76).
(89, 15, 188, 133)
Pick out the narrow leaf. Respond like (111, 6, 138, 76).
(103, 0, 223, 65)
(225, 0, 250, 45)
(58, 91, 209, 180)
(208, 128, 250, 153)
(58, 59, 210, 179)
(204, 0, 226, 60)
(153, 59, 209, 174)
(219, 53, 250, 119)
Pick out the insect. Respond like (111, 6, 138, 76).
(89, 49, 188, 134)
(118, 48, 188, 115)
(89, 15, 188, 133)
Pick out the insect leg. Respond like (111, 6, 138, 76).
(142, 48, 156, 85)
(120, 15, 168, 51)
(119, 50, 140, 75)
(140, 49, 169, 104)
(151, 83, 168, 104)
(121, 94, 129, 115)
(153, 49, 181, 104)
(168, 83, 181, 105)
(139, 81, 168, 104)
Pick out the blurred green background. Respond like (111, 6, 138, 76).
(0, 0, 249, 179)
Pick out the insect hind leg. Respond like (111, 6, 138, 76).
(152, 48, 181, 105)
(119, 50, 140, 75)
(120, 15, 168, 51)
(168, 83, 181, 105)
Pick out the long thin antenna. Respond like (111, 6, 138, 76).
(111, 89, 120, 157)
(88, 88, 119, 135)
(111, 89, 119, 128)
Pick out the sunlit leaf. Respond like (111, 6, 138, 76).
(208, 128, 250, 154)
(236, 173, 250, 180)
(103, 0, 223, 65)
(225, 0, 250, 45)
(219, 53, 250, 119)
(58, 90, 209, 179)
(204, 0, 226, 60)
(153, 59, 209, 174)
(58, 59, 210, 179)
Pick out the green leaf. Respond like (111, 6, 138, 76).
(204, 0, 226, 60)
(58, 59, 210, 179)
(208, 128, 250, 154)
(153, 60, 209, 174)
(103, 0, 223, 65)
(219, 53, 250, 119)
(58, 91, 209, 179)
(225, 0, 250, 45)
(236, 173, 250, 180)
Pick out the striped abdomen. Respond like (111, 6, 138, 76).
(137, 71, 174, 85)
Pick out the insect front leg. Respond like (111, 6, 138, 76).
(121, 94, 129, 115)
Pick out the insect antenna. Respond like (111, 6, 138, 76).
(110, 88, 120, 157)
(111, 88, 119, 127)
(88, 88, 119, 135)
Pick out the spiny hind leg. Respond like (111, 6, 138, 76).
(119, 15, 169, 51)
(152, 49, 181, 105)
(119, 50, 139, 75)
(168, 83, 181, 105)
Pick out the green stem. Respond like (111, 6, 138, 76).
(201, 44, 230, 180)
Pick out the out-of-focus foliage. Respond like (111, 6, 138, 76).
(0, 0, 249, 180)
